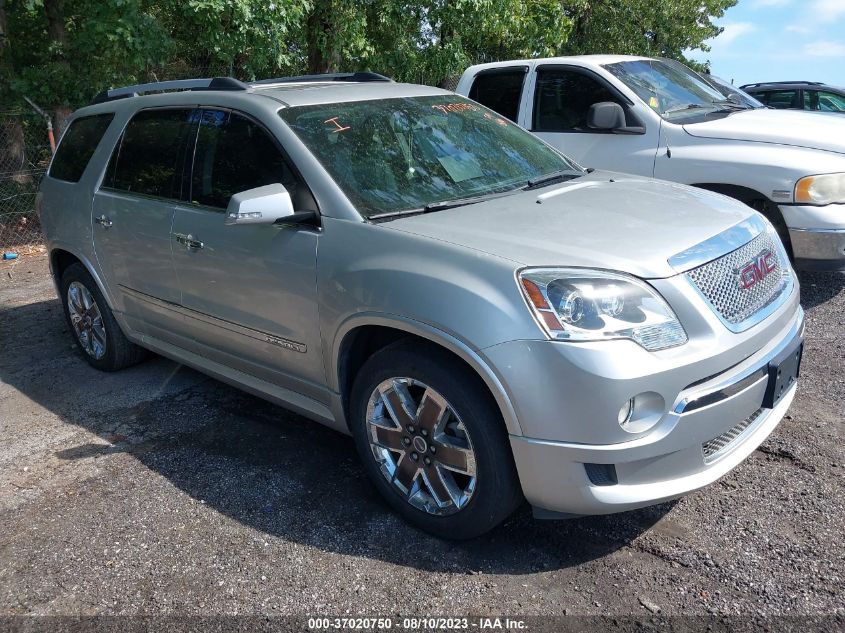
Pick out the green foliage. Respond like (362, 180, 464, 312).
(0, 0, 737, 114)
(165, 0, 310, 78)
(561, 0, 737, 66)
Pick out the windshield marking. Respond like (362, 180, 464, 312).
(324, 116, 351, 133)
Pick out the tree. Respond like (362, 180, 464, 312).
(305, 0, 573, 85)
(163, 0, 310, 79)
(2, 0, 171, 129)
(0, 0, 739, 117)
(561, 0, 737, 67)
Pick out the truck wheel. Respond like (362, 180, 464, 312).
(751, 199, 794, 259)
(60, 263, 147, 371)
(349, 341, 522, 539)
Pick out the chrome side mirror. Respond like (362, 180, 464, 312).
(225, 183, 295, 226)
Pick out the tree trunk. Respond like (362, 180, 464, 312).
(54, 105, 72, 137)
(1, 118, 30, 185)
(44, 0, 66, 45)
(0, 0, 8, 60)
(306, 1, 339, 74)
(42, 0, 71, 132)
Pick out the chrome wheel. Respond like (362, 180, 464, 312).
(67, 281, 107, 360)
(366, 377, 477, 516)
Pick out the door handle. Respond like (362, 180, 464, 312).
(174, 233, 204, 250)
(95, 215, 113, 228)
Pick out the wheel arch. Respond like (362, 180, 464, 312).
(49, 246, 116, 310)
(691, 183, 772, 206)
(691, 183, 792, 252)
(332, 315, 523, 437)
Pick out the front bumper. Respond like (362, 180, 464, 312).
(788, 228, 845, 271)
(486, 293, 804, 516)
(779, 203, 845, 271)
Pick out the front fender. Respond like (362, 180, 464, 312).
(317, 217, 542, 436)
(329, 312, 524, 436)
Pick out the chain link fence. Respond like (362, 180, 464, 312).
(1, 111, 53, 253)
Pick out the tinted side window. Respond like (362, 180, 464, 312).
(107, 109, 196, 199)
(48, 114, 114, 183)
(817, 90, 845, 112)
(764, 90, 799, 109)
(803, 91, 814, 110)
(468, 69, 527, 122)
(534, 69, 620, 132)
(190, 110, 298, 209)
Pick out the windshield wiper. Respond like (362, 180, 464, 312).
(368, 189, 521, 221)
(522, 169, 584, 190)
(662, 103, 708, 116)
(422, 189, 518, 213)
(711, 99, 751, 112)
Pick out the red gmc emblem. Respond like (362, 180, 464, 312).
(737, 250, 777, 289)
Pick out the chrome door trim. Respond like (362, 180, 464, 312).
(118, 284, 307, 353)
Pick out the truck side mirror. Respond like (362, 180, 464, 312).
(587, 102, 646, 135)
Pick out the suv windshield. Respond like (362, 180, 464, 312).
(279, 95, 578, 217)
(603, 59, 739, 121)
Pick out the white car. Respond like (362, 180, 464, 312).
(457, 55, 845, 271)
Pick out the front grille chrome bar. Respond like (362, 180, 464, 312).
(668, 215, 769, 274)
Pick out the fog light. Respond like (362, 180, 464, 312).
(617, 399, 635, 426)
(617, 392, 665, 434)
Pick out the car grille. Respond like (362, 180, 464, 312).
(702, 408, 765, 463)
(686, 229, 790, 330)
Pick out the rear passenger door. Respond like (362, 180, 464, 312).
(467, 66, 529, 123)
(760, 89, 800, 110)
(170, 109, 325, 399)
(527, 65, 659, 175)
(93, 108, 197, 345)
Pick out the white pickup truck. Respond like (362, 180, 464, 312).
(456, 55, 845, 271)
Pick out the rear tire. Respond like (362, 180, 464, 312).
(349, 341, 522, 539)
(60, 263, 147, 371)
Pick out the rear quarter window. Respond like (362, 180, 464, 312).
(48, 114, 115, 183)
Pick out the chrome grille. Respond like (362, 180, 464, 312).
(686, 229, 790, 330)
(702, 408, 765, 463)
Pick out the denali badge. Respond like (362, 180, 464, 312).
(737, 250, 777, 289)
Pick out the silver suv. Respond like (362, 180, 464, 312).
(38, 74, 804, 538)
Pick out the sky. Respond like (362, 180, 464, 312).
(686, 0, 845, 88)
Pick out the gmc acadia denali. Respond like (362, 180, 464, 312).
(38, 74, 803, 538)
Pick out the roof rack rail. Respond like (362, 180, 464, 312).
(252, 71, 393, 85)
(740, 80, 823, 89)
(91, 77, 247, 105)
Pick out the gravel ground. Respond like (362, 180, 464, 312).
(0, 254, 843, 621)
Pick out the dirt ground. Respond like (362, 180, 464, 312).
(0, 253, 843, 620)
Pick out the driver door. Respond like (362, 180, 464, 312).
(170, 108, 325, 400)
(526, 65, 660, 176)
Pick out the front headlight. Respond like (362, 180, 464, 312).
(795, 173, 845, 205)
(518, 268, 688, 351)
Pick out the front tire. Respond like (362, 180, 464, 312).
(60, 263, 147, 371)
(349, 341, 522, 539)
(750, 198, 794, 260)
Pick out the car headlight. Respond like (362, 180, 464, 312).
(795, 173, 845, 205)
(518, 268, 688, 351)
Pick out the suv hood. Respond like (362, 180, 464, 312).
(683, 108, 845, 154)
(385, 173, 754, 279)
